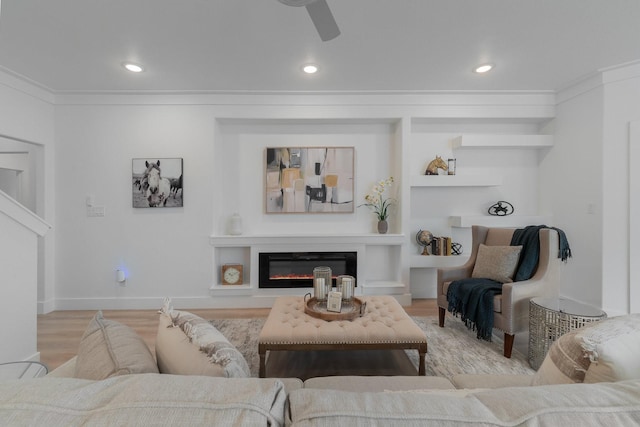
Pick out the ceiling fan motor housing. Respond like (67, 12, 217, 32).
(277, 0, 340, 42)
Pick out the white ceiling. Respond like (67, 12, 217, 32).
(0, 0, 638, 94)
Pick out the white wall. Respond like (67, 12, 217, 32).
(7, 67, 621, 313)
(215, 121, 396, 236)
(53, 108, 405, 309)
(6, 69, 635, 313)
(51, 94, 554, 309)
(601, 66, 640, 315)
(0, 73, 55, 314)
(541, 84, 604, 308)
(0, 211, 39, 362)
(54, 105, 217, 309)
(547, 63, 640, 315)
(631, 121, 640, 313)
(0, 75, 54, 145)
(0, 189, 50, 362)
(409, 121, 547, 298)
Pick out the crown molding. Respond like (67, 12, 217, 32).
(601, 60, 640, 84)
(556, 59, 640, 105)
(0, 64, 559, 110)
(0, 67, 55, 104)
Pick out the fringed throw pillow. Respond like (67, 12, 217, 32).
(578, 314, 640, 383)
(156, 298, 250, 378)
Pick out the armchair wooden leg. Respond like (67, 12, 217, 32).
(438, 307, 445, 327)
(504, 333, 514, 358)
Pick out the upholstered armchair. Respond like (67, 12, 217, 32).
(437, 225, 562, 358)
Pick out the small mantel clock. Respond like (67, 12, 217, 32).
(221, 264, 243, 285)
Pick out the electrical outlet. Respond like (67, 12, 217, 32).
(87, 206, 105, 217)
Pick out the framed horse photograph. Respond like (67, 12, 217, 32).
(132, 158, 183, 208)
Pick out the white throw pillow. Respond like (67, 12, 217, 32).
(578, 314, 640, 383)
(583, 331, 640, 383)
(156, 298, 250, 378)
(471, 244, 522, 283)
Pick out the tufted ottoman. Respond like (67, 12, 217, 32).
(258, 296, 427, 377)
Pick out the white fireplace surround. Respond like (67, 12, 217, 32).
(209, 233, 409, 306)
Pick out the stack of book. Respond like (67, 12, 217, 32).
(430, 236, 453, 256)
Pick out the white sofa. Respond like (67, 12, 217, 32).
(1, 373, 639, 426)
(1, 310, 639, 426)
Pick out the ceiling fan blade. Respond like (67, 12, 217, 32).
(305, 0, 340, 41)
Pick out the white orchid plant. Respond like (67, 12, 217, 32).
(361, 177, 395, 221)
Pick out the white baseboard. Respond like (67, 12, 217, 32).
(54, 297, 242, 311)
(410, 285, 437, 299)
(54, 294, 416, 310)
(601, 308, 628, 318)
(38, 298, 55, 314)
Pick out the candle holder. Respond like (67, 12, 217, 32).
(337, 275, 355, 303)
(313, 266, 332, 302)
(447, 158, 456, 175)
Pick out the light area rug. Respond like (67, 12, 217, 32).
(210, 314, 535, 379)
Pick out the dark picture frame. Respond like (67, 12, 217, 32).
(132, 158, 183, 208)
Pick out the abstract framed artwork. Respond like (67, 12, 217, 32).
(265, 147, 354, 213)
(132, 158, 183, 208)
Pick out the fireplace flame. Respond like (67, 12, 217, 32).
(270, 274, 338, 280)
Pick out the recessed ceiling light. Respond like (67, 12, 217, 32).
(474, 64, 494, 74)
(302, 64, 318, 74)
(123, 62, 144, 73)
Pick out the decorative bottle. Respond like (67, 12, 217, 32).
(228, 213, 243, 235)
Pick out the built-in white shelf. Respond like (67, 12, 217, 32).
(209, 284, 253, 292)
(362, 280, 405, 288)
(410, 175, 502, 187)
(361, 281, 408, 301)
(449, 215, 553, 228)
(410, 255, 469, 268)
(210, 233, 405, 247)
(451, 134, 554, 149)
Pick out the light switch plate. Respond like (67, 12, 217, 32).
(87, 206, 105, 217)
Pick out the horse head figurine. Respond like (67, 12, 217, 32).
(425, 156, 448, 175)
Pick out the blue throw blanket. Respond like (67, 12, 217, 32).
(447, 278, 503, 340)
(512, 224, 572, 281)
(447, 225, 572, 341)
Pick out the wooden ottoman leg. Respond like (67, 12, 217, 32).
(418, 343, 427, 376)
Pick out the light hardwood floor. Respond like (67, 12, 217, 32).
(37, 299, 439, 371)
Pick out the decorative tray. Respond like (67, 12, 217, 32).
(303, 295, 366, 321)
